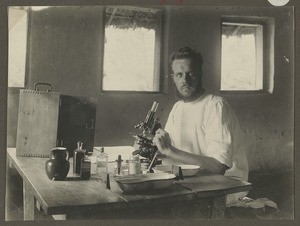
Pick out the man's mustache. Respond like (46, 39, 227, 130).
(181, 84, 193, 89)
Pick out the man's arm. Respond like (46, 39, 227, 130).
(153, 129, 229, 175)
(167, 146, 229, 175)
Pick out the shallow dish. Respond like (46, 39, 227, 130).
(114, 173, 176, 192)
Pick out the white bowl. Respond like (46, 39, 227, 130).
(175, 164, 200, 177)
(152, 165, 173, 174)
(153, 164, 201, 177)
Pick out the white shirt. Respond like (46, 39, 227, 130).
(165, 91, 249, 183)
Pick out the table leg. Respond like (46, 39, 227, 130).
(211, 195, 226, 219)
(23, 180, 35, 220)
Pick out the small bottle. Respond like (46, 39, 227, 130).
(129, 155, 141, 175)
(115, 155, 123, 176)
(140, 159, 150, 174)
(96, 147, 108, 178)
(122, 160, 129, 176)
(114, 159, 130, 176)
(80, 154, 91, 180)
(73, 142, 85, 175)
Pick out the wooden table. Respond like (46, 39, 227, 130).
(6, 148, 252, 220)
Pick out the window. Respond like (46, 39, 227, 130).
(102, 6, 162, 92)
(221, 22, 263, 91)
(8, 7, 29, 87)
(221, 17, 275, 93)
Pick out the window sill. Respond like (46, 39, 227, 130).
(220, 90, 272, 95)
(100, 90, 166, 95)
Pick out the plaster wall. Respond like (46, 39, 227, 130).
(7, 6, 294, 172)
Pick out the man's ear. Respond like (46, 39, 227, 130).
(170, 73, 175, 81)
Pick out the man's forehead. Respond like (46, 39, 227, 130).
(172, 58, 195, 70)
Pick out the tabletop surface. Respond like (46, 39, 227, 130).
(7, 147, 252, 215)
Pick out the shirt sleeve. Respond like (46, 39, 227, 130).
(164, 111, 172, 134)
(203, 99, 234, 168)
(164, 102, 178, 146)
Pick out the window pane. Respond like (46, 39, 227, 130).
(221, 23, 263, 91)
(102, 7, 159, 92)
(8, 8, 28, 87)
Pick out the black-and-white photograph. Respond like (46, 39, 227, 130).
(2, 0, 296, 222)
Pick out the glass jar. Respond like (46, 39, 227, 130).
(128, 155, 141, 175)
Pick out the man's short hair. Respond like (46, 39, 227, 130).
(170, 47, 203, 72)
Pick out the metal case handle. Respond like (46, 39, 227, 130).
(34, 83, 52, 92)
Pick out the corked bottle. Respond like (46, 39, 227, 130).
(73, 141, 85, 175)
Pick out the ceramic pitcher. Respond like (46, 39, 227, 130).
(45, 147, 70, 181)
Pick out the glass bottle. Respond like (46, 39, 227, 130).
(80, 154, 91, 180)
(73, 141, 85, 175)
(140, 159, 150, 174)
(96, 147, 108, 179)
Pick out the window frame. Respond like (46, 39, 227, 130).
(220, 16, 274, 94)
(100, 6, 165, 94)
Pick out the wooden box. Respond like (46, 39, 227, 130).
(16, 89, 97, 157)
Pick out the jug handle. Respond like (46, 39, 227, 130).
(66, 150, 69, 161)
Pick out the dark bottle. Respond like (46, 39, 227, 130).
(45, 147, 70, 181)
(80, 155, 91, 180)
(73, 141, 85, 175)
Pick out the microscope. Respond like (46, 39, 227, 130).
(130, 101, 161, 169)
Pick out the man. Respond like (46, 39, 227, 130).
(153, 47, 249, 204)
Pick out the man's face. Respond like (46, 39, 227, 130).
(171, 58, 203, 101)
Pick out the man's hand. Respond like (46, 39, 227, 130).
(153, 128, 172, 155)
(133, 139, 140, 150)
